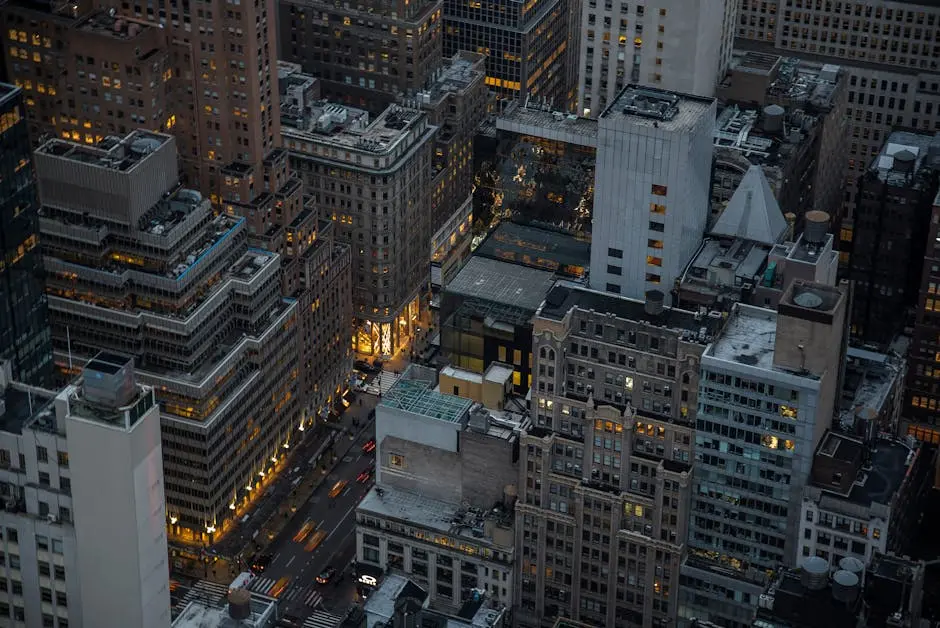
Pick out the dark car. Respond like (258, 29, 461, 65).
(251, 553, 273, 573)
(276, 615, 303, 628)
(354, 360, 377, 373)
(316, 566, 337, 585)
(362, 438, 376, 453)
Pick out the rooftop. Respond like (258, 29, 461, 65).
(413, 52, 486, 106)
(713, 103, 820, 173)
(282, 100, 425, 155)
(538, 283, 724, 343)
(446, 256, 557, 312)
(812, 432, 915, 508)
(74, 10, 154, 41)
(682, 237, 773, 299)
(381, 366, 474, 424)
(171, 594, 277, 628)
(708, 305, 778, 370)
(600, 85, 714, 132)
(364, 574, 505, 628)
(0, 383, 57, 436)
(496, 103, 598, 147)
(869, 130, 940, 187)
(755, 568, 863, 628)
(710, 165, 788, 245)
(358, 484, 514, 547)
(36, 130, 171, 172)
(838, 347, 905, 431)
(723, 51, 842, 110)
(474, 222, 590, 278)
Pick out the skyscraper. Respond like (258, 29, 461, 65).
(575, 0, 737, 117)
(589, 85, 716, 301)
(0, 83, 52, 386)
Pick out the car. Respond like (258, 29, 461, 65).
(269, 576, 291, 598)
(354, 360, 377, 373)
(251, 553, 273, 573)
(292, 519, 316, 544)
(276, 616, 303, 628)
(362, 438, 376, 453)
(357, 466, 374, 483)
(329, 479, 348, 498)
(304, 529, 327, 552)
(316, 566, 337, 585)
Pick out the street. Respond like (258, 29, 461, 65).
(244, 417, 376, 618)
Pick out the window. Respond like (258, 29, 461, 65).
(650, 203, 666, 214)
(389, 454, 404, 468)
(36, 535, 48, 551)
(608, 247, 623, 258)
(651, 184, 667, 196)
(646, 256, 663, 267)
(646, 273, 661, 284)
(38, 471, 50, 486)
(57, 451, 68, 467)
(607, 264, 622, 276)
(36, 446, 48, 463)
(606, 283, 621, 294)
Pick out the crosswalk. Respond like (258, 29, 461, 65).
(376, 370, 400, 394)
(303, 611, 344, 628)
(173, 580, 229, 614)
(247, 576, 323, 607)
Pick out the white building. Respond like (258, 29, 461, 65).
(589, 86, 716, 300)
(576, 0, 736, 117)
(0, 354, 170, 628)
(356, 364, 525, 613)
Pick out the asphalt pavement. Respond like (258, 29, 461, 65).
(244, 414, 377, 619)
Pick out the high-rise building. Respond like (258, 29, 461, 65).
(2, 0, 286, 210)
(33, 131, 301, 543)
(0, 353, 171, 628)
(734, 0, 940, 251)
(679, 281, 848, 628)
(589, 86, 716, 301)
(575, 0, 736, 117)
(283, 101, 436, 357)
(514, 282, 725, 628)
(713, 52, 848, 229)
(442, 0, 570, 106)
(0, 83, 52, 386)
(277, 0, 444, 113)
(355, 364, 523, 612)
(845, 131, 940, 347)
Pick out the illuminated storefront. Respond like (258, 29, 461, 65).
(354, 294, 423, 357)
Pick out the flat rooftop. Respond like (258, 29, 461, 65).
(419, 52, 485, 104)
(74, 10, 156, 41)
(363, 574, 429, 628)
(538, 283, 723, 343)
(474, 221, 590, 277)
(839, 347, 904, 428)
(446, 256, 556, 312)
(814, 432, 915, 508)
(283, 101, 424, 155)
(708, 305, 777, 370)
(381, 370, 474, 424)
(496, 104, 598, 147)
(870, 130, 940, 187)
(757, 569, 861, 628)
(358, 484, 514, 548)
(171, 595, 276, 628)
(0, 385, 57, 435)
(683, 237, 772, 297)
(36, 130, 171, 172)
(600, 85, 714, 132)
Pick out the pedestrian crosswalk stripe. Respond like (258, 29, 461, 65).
(248, 576, 276, 594)
(174, 580, 229, 614)
(302, 611, 343, 628)
(304, 588, 323, 607)
(377, 370, 400, 394)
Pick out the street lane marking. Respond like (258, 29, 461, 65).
(286, 555, 296, 568)
(325, 504, 357, 544)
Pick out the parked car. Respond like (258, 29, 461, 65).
(316, 566, 337, 585)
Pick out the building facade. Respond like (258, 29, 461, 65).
(0, 355, 170, 628)
(442, 0, 570, 106)
(575, 0, 736, 117)
(845, 131, 940, 347)
(514, 283, 725, 628)
(0, 84, 52, 387)
(33, 131, 301, 543)
(278, 0, 444, 113)
(734, 0, 940, 243)
(679, 282, 847, 628)
(589, 86, 716, 301)
(283, 102, 436, 356)
(356, 364, 523, 613)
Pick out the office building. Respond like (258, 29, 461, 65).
(362, 573, 507, 628)
(442, 0, 569, 106)
(734, 0, 940, 235)
(845, 130, 940, 347)
(798, 430, 933, 568)
(33, 131, 301, 543)
(907, 188, 940, 443)
(0, 354, 170, 628)
(356, 364, 524, 612)
(440, 256, 556, 393)
(514, 283, 726, 628)
(278, 0, 444, 113)
(473, 222, 590, 281)
(0, 83, 52, 387)
(283, 101, 436, 357)
(713, 52, 847, 228)
(678, 182, 840, 313)
(491, 103, 598, 234)
(680, 281, 848, 627)
(576, 0, 736, 117)
(590, 86, 716, 300)
(1, 0, 284, 207)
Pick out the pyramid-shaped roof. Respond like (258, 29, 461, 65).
(711, 165, 788, 245)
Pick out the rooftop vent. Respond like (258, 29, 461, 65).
(762, 104, 785, 133)
(892, 149, 916, 173)
(621, 88, 680, 121)
(792, 290, 824, 309)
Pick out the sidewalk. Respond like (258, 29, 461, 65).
(179, 393, 380, 583)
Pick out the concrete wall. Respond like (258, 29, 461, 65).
(459, 429, 517, 509)
(68, 394, 170, 628)
(379, 435, 462, 503)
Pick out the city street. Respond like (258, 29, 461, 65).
(243, 411, 376, 618)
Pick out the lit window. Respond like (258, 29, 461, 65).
(646, 256, 663, 267)
(624, 377, 634, 391)
(650, 203, 666, 214)
(389, 454, 404, 468)
(651, 184, 667, 196)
